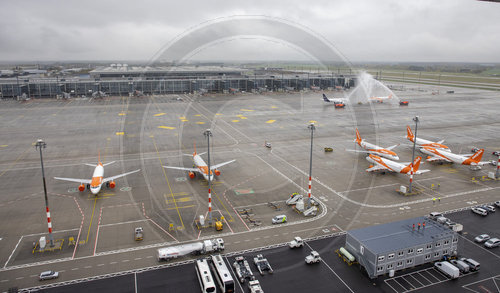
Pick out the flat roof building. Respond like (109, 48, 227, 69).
(345, 216, 458, 279)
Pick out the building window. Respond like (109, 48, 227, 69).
(406, 259, 413, 265)
(388, 253, 395, 260)
(425, 254, 431, 260)
(435, 242, 441, 247)
(397, 261, 403, 267)
(417, 248, 423, 254)
(378, 256, 385, 262)
(452, 238, 458, 243)
(398, 251, 404, 257)
(408, 248, 414, 254)
(426, 244, 432, 250)
(377, 266, 384, 272)
(434, 252, 440, 257)
(444, 240, 450, 245)
(443, 249, 448, 255)
(387, 264, 394, 270)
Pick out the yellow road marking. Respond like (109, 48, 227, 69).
(240, 117, 247, 120)
(232, 120, 240, 123)
(86, 197, 97, 243)
(266, 120, 276, 124)
(167, 205, 194, 210)
(212, 189, 234, 221)
(309, 120, 317, 124)
(152, 137, 185, 228)
(154, 113, 166, 117)
(167, 197, 193, 204)
(240, 109, 254, 112)
(196, 122, 205, 124)
(179, 116, 186, 119)
(158, 126, 176, 130)
(271, 106, 278, 109)
(215, 113, 222, 116)
(194, 114, 201, 117)
(181, 119, 189, 122)
(118, 113, 126, 116)
(0, 145, 7, 147)
(115, 132, 124, 136)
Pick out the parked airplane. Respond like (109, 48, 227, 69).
(366, 155, 430, 174)
(163, 145, 235, 181)
(347, 128, 400, 160)
(322, 93, 347, 104)
(420, 147, 489, 168)
(54, 156, 140, 195)
(406, 126, 450, 151)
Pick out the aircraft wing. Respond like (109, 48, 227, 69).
(54, 177, 92, 184)
(385, 144, 400, 151)
(426, 156, 451, 163)
(437, 140, 445, 144)
(366, 165, 388, 172)
(415, 169, 431, 174)
(163, 166, 198, 172)
(210, 159, 236, 170)
(103, 169, 140, 183)
(346, 149, 371, 154)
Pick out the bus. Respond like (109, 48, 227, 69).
(210, 254, 235, 293)
(195, 259, 217, 293)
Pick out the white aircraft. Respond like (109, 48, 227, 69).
(347, 128, 400, 160)
(406, 126, 450, 151)
(366, 155, 430, 174)
(420, 147, 489, 169)
(54, 156, 140, 195)
(369, 94, 393, 103)
(322, 93, 347, 105)
(163, 145, 235, 181)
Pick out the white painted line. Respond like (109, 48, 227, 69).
(110, 262, 118, 265)
(224, 255, 244, 293)
(0, 279, 9, 283)
(122, 259, 130, 263)
(98, 219, 148, 228)
(134, 272, 138, 293)
(30, 274, 38, 278)
(416, 271, 433, 284)
(409, 274, 425, 287)
(71, 268, 79, 271)
(134, 257, 142, 261)
(4, 236, 23, 268)
(97, 264, 105, 267)
(15, 276, 24, 280)
(392, 278, 408, 292)
(459, 234, 500, 259)
(84, 266, 92, 269)
(383, 280, 401, 293)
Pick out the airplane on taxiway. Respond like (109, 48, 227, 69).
(346, 128, 400, 160)
(366, 155, 430, 175)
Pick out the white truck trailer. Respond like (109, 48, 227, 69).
(157, 238, 224, 261)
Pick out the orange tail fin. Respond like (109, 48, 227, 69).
(470, 149, 484, 163)
(193, 142, 197, 156)
(355, 128, 362, 144)
(412, 156, 421, 171)
(406, 125, 414, 142)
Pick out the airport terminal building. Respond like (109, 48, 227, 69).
(345, 216, 458, 279)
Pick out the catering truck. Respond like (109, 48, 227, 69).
(157, 238, 224, 261)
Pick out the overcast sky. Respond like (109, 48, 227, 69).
(1, 0, 499, 63)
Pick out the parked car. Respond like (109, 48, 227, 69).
(481, 205, 496, 213)
(271, 215, 287, 224)
(474, 234, 491, 243)
(471, 147, 480, 153)
(495, 201, 500, 208)
(472, 207, 488, 216)
(490, 160, 498, 166)
(460, 258, 480, 271)
(492, 151, 500, 156)
(450, 259, 470, 273)
(429, 212, 443, 219)
(39, 271, 59, 281)
(484, 238, 500, 248)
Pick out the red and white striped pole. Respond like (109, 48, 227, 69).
(208, 187, 212, 221)
(409, 165, 414, 192)
(36, 139, 54, 247)
(204, 129, 213, 225)
(307, 123, 315, 208)
(496, 155, 500, 179)
(307, 176, 312, 204)
(46, 206, 53, 234)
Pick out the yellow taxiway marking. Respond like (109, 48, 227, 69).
(149, 135, 154, 138)
(0, 145, 7, 147)
(167, 197, 193, 204)
(158, 126, 176, 130)
(118, 113, 126, 116)
(232, 120, 240, 123)
(240, 117, 247, 120)
(154, 113, 166, 117)
(52, 114, 57, 116)
(196, 122, 205, 124)
(181, 119, 189, 122)
(266, 120, 276, 124)
(240, 109, 254, 112)
(167, 205, 194, 210)
(215, 113, 222, 116)
(115, 132, 124, 136)
(152, 137, 185, 229)
(271, 106, 278, 109)
(309, 120, 317, 124)
(126, 134, 136, 138)
(194, 114, 201, 117)
(86, 197, 98, 243)
(0, 146, 30, 178)
(179, 116, 186, 119)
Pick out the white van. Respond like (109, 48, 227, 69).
(272, 215, 287, 224)
(434, 261, 459, 279)
(471, 207, 488, 216)
(461, 258, 480, 271)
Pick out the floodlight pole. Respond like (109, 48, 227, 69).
(307, 123, 315, 207)
(409, 116, 419, 193)
(204, 129, 213, 225)
(35, 139, 54, 247)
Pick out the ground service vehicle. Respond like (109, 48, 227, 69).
(429, 212, 443, 219)
(195, 259, 217, 293)
(271, 215, 287, 224)
(460, 258, 480, 271)
(495, 201, 500, 208)
(289, 237, 304, 248)
(450, 259, 470, 273)
(157, 238, 224, 261)
(210, 254, 235, 293)
(434, 261, 459, 279)
(472, 207, 488, 216)
(305, 251, 321, 264)
(233, 256, 255, 283)
(253, 254, 273, 275)
(474, 234, 491, 243)
(134, 227, 143, 241)
(248, 280, 264, 293)
(484, 238, 500, 248)
(39, 271, 59, 281)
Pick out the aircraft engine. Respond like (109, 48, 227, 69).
(214, 169, 221, 176)
(189, 172, 196, 179)
(78, 184, 85, 192)
(369, 165, 374, 168)
(109, 181, 116, 189)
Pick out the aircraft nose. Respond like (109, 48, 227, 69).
(394, 155, 400, 160)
